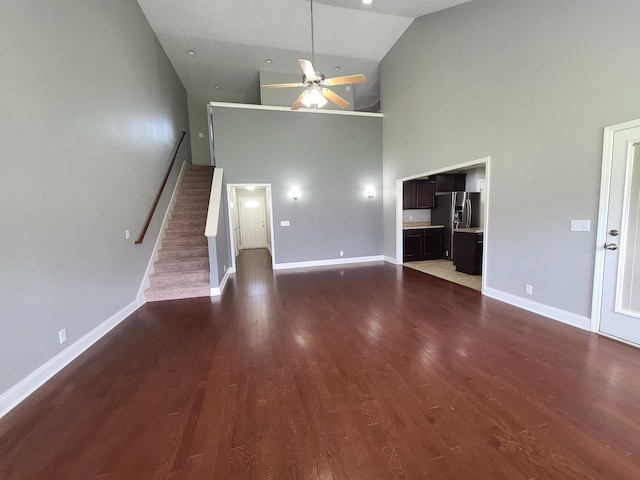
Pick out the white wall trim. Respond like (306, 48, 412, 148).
(273, 255, 384, 270)
(210, 266, 235, 297)
(384, 255, 398, 265)
(205, 168, 224, 237)
(0, 300, 140, 419)
(484, 287, 591, 332)
(136, 161, 188, 306)
(209, 101, 383, 118)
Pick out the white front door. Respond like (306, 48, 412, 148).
(599, 124, 640, 346)
(238, 197, 267, 249)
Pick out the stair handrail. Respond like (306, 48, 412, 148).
(135, 131, 187, 245)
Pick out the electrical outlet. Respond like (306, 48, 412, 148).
(280, 220, 290, 227)
(525, 284, 533, 295)
(223, 265, 226, 271)
(409, 215, 413, 221)
(339, 250, 344, 257)
(125, 229, 130, 239)
(198, 132, 204, 138)
(58, 328, 67, 344)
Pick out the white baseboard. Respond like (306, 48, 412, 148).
(210, 267, 235, 297)
(136, 161, 188, 306)
(0, 299, 141, 420)
(384, 256, 398, 265)
(267, 244, 272, 256)
(273, 255, 384, 270)
(484, 287, 591, 332)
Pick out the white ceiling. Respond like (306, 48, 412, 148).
(137, 0, 472, 110)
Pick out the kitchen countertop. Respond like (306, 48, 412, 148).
(454, 228, 483, 234)
(403, 222, 445, 230)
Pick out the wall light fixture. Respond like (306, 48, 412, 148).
(365, 186, 376, 199)
(289, 188, 301, 200)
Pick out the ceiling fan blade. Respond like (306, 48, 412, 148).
(261, 82, 305, 89)
(322, 88, 350, 109)
(324, 74, 366, 86)
(298, 59, 318, 81)
(291, 90, 308, 110)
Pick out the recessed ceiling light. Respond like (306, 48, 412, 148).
(187, 49, 196, 55)
(214, 84, 220, 89)
(264, 59, 273, 64)
(363, 0, 373, 5)
(333, 66, 341, 71)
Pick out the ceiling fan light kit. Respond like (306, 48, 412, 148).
(261, 0, 366, 111)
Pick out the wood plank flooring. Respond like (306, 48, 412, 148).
(1, 248, 640, 479)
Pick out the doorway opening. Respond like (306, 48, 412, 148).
(226, 184, 275, 272)
(396, 157, 491, 294)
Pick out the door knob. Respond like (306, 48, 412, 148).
(609, 229, 620, 236)
(604, 243, 618, 251)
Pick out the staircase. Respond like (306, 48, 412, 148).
(145, 165, 214, 302)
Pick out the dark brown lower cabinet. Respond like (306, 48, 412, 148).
(453, 231, 483, 275)
(403, 228, 444, 262)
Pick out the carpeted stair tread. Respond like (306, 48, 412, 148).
(159, 249, 208, 262)
(162, 236, 208, 248)
(149, 270, 209, 287)
(154, 258, 209, 273)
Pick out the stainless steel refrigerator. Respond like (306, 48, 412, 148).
(431, 192, 481, 260)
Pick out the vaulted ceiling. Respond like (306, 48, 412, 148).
(137, 0, 472, 111)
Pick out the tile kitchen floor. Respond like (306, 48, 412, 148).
(404, 259, 482, 291)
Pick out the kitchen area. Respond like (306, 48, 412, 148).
(402, 166, 485, 291)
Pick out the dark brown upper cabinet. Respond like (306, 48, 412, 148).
(403, 180, 435, 209)
(434, 174, 467, 193)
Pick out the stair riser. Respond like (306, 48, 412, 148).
(172, 204, 208, 211)
(176, 190, 209, 202)
(159, 247, 208, 260)
(166, 219, 206, 230)
(165, 226, 204, 239)
(170, 212, 207, 222)
(162, 238, 208, 249)
(173, 198, 209, 207)
(182, 173, 213, 179)
(181, 177, 212, 184)
(150, 271, 209, 287)
(145, 288, 210, 302)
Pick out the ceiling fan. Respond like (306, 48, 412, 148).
(261, 0, 366, 110)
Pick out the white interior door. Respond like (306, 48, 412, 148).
(599, 125, 640, 346)
(238, 197, 267, 249)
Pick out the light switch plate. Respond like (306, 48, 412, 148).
(280, 220, 290, 227)
(198, 132, 204, 138)
(571, 220, 590, 232)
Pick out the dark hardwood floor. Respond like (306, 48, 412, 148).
(1, 248, 640, 479)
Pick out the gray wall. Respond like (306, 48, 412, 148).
(381, 0, 640, 317)
(0, 0, 189, 395)
(187, 91, 215, 166)
(212, 106, 383, 264)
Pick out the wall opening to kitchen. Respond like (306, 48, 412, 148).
(395, 157, 491, 294)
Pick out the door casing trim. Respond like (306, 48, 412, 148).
(592, 118, 640, 333)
